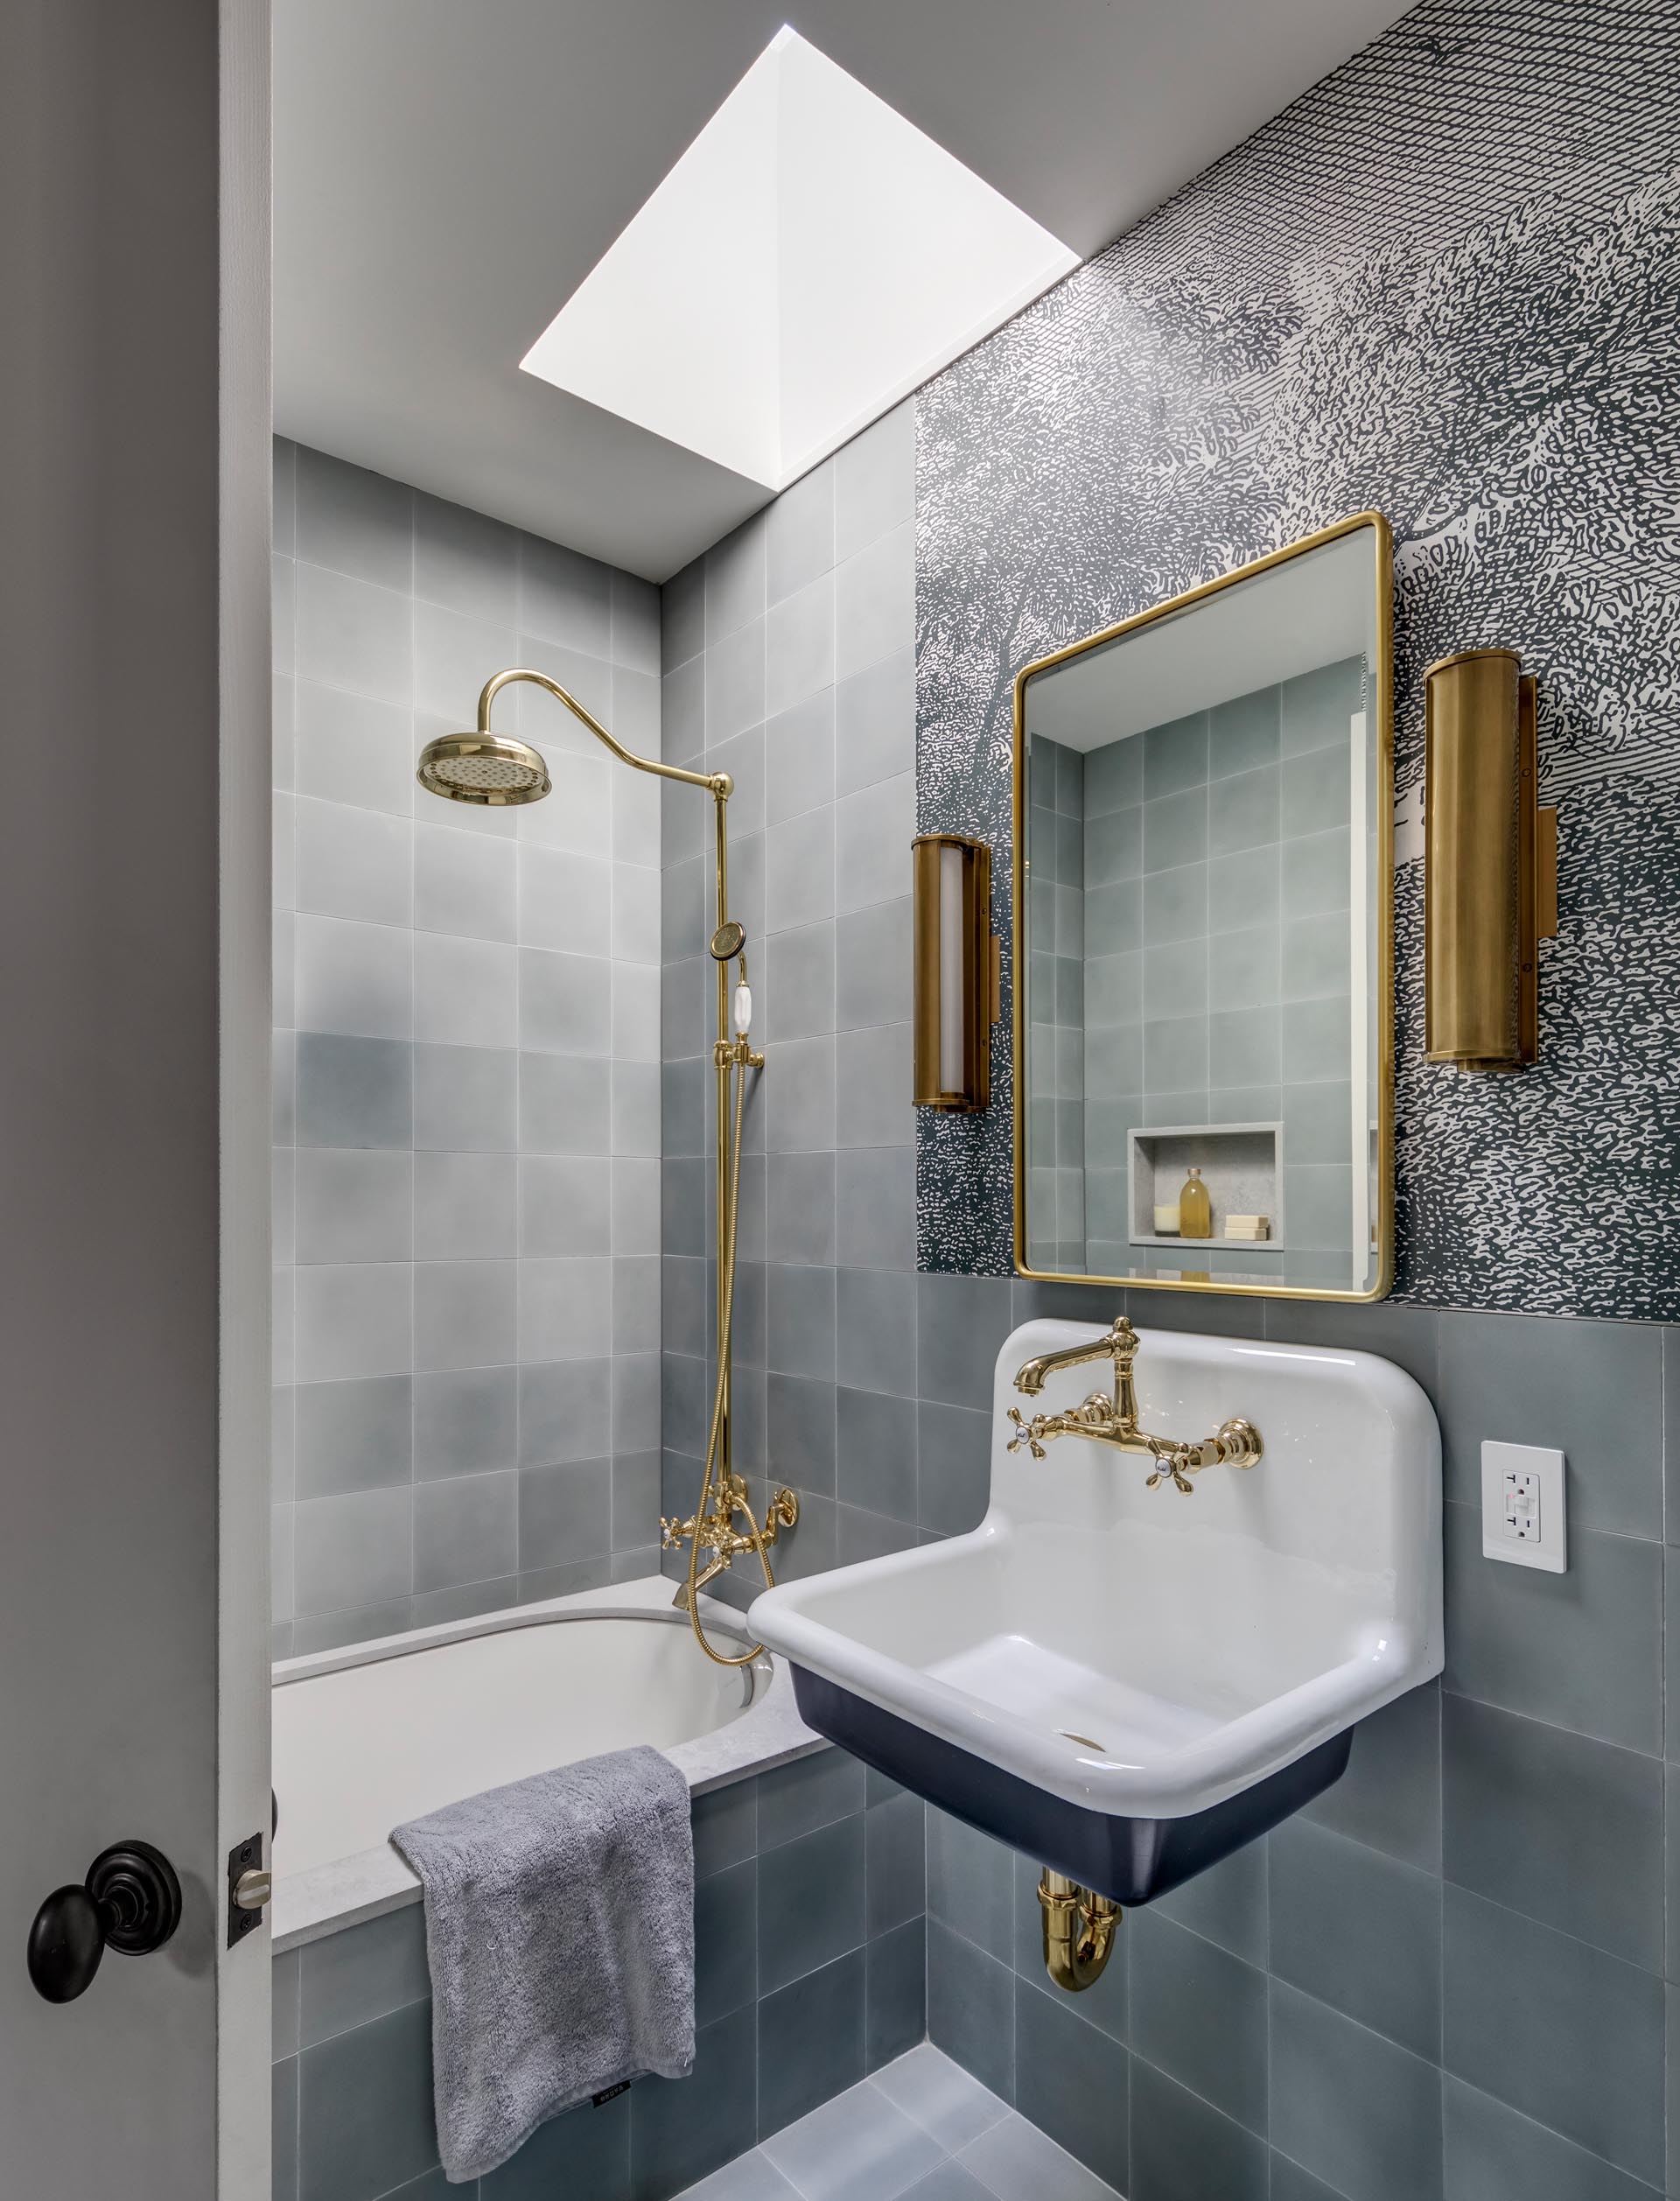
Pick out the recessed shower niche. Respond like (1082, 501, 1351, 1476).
(1013, 515, 1393, 1301)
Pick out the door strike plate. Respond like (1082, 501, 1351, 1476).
(226, 1832, 271, 1949)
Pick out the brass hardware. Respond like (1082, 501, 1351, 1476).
(1424, 650, 1558, 1070)
(662, 1480, 798, 1603)
(418, 667, 731, 807)
(913, 833, 998, 1111)
(415, 729, 550, 805)
(1039, 1868, 1122, 1994)
(420, 669, 789, 1667)
(1007, 1317, 1262, 1493)
(1009, 513, 1396, 1304)
(1012, 1314, 1138, 1397)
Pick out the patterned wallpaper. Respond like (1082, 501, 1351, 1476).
(915, 0, 1680, 1315)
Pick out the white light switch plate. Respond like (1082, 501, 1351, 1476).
(1481, 1440, 1566, 1573)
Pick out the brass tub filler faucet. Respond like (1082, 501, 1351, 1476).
(1007, 1316, 1262, 1493)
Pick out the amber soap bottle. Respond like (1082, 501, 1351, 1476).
(1179, 1166, 1212, 1239)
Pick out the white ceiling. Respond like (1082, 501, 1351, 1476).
(275, 0, 1410, 582)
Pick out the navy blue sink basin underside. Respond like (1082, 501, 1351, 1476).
(790, 1665, 1351, 1906)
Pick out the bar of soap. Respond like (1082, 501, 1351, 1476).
(1152, 1206, 1180, 1235)
(1223, 1215, 1270, 1240)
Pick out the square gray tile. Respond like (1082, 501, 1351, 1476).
(1270, 1980, 1442, 2201)
(1270, 1819, 1440, 2059)
(1443, 1691, 1662, 1967)
(1442, 1883, 1663, 2185)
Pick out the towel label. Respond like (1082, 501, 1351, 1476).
(592, 2083, 632, 2108)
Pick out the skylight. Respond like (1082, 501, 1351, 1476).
(520, 26, 1078, 489)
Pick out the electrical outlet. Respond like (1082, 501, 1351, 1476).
(1480, 1440, 1566, 1573)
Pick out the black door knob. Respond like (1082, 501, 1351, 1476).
(27, 1840, 182, 2004)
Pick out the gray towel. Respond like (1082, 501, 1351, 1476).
(392, 1744, 695, 2183)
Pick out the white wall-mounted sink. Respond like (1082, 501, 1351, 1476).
(752, 1317, 1442, 1902)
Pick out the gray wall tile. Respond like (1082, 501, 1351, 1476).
(1443, 1693, 1662, 1968)
(1130, 1909, 1268, 2135)
(766, 463, 834, 606)
(277, 452, 663, 1637)
(296, 1375, 412, 1499)
(928, 1921, 1015, 2106)
(1013, 1985, 1130, 2194)
(1443, 1884, 1663, 2185)
(866, 1916, 927, 2073)
(757, 1816, 865, 1994)
(755, 1951, 865, 2141)
(1130, 2057, 1268, 2201)
(836, 1267, 918, 1398)
(634, 2004, 758, 2199)
(299, 1907, 430, 2050)
(1299, 1679, 1441, 1873)
(1443, 1502, 1662, 1753)
(765, 690, 836, 828)
(1437, 1312, 1662, 1537)
(928, 1809, 1017, 1964)
(297, 1997, 436, 2201)
(1441, 2075, 1657, 2201)
(836, 1146, 917, 1272)
(1270, 1819, 1441, 2060)
(1270, 1980, 1443, 2201)
(1149, 1833, 1269, 1967)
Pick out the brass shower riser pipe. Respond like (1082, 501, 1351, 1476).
(418, 667, 799, 1665)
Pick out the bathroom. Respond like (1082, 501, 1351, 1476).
(6, 0, 1678, 2195)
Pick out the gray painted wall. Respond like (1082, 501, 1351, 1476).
(271, 442, 666, 1656)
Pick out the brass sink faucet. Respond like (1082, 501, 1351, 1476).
(1007, 1317, 1262, 1493)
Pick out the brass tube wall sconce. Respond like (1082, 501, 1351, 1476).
(913, 833, 1001, 1110)
(1424, 649, 1558, 1070)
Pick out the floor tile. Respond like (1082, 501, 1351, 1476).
(900, 2166, 998, 2201)
(761, 2078, 944, 2201)
(871, 2044, 1011, 2154)
(957, 2111, 1124, 2200)
(675, 2150, 802, 2200)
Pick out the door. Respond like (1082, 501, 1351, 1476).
(0, 2, 273, 2193)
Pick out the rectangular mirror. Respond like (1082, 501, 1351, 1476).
(1012, 514, 1393, 1300)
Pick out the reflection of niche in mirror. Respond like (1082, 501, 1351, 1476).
(1056, 656, 1370, 1286)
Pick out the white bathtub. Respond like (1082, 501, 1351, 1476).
(270, 1574, 819, 1952)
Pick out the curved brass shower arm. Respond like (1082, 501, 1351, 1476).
(476, 668, 731, 796)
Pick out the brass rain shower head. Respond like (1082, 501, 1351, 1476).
(710, 921, 746, 961)
(416, 730, 551, 806)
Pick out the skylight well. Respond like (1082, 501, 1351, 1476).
(520, 25, 1077, 489)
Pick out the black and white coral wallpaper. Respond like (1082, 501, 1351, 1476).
(915, 0, 1680, 1315)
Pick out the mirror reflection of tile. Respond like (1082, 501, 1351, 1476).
(1026, 655, 1367, 1284)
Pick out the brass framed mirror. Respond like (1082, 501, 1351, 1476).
(1012, 513, 1394, 1301)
